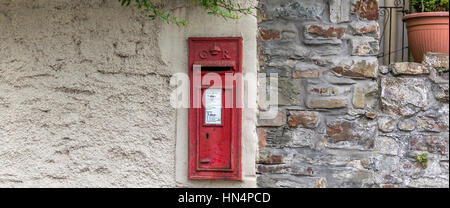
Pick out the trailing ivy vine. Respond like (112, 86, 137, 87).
(118, 0, 254, 26)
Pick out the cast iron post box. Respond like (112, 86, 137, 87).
(188, 37, 242, 181)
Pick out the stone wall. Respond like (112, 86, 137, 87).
(257, 0, 449, 188)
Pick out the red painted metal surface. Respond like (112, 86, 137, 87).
(188, 37, 242, 181)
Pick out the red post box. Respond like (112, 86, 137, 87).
(188, 37, 242, 181)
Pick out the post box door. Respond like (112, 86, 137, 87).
(198, 86, 233, 170)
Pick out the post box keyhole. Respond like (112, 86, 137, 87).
(206, 133, 209, 139)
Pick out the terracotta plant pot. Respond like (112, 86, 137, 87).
(403, 12, 449, 62)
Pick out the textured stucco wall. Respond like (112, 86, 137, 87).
(0, 0, 258, 188)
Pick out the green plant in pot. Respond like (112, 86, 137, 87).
(403, 0, 449, 62)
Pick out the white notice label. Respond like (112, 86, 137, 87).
(205, 89, 222, 107)
(205, 107, 222, 125)
(204, 89, 222, 125)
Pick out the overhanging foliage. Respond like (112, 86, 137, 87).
(118, 0, 254, 26)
